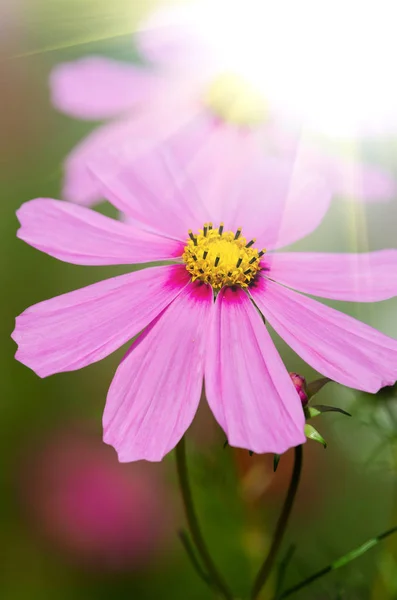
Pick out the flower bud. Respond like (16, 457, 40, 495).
(289, 372, 308, 406)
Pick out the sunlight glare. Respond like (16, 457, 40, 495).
(176, 0, 397, 138)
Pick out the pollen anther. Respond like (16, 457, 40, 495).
(188, 230, 197, 246)
(182, 223, 265, 290)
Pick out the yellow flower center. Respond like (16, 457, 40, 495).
(182, 224, 265, 290)
(204, 72, 267, 126)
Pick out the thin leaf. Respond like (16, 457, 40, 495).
(304, 423, 327, 448)
(274, 454, 281, 472)
(276, 525, 397, 599)
(307, 377, 332, 399)
(308, 404, 352, 418)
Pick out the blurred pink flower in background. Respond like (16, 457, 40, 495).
(11, 141, 397, 461)
(19, 426, 174, 570)
(50, 2, 397, 207)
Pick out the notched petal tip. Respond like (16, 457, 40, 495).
(103, 426, 178, 463)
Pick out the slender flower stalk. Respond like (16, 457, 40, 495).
(175, 436, 234, 600)
(251, 445, 303, 600)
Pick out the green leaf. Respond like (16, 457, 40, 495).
(306, 404, 351, 419)
(305, 406, 322, 419)
(304, 423, 327, 448)
(307, 377, 332, 399)
(312, 404, 351, 417)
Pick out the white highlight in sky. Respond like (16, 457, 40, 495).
(154, 0, 397, 138)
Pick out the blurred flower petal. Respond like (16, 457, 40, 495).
(50, 57, 164, 120)
(221, 156, 331, 250)
(293, 146, 397, 202)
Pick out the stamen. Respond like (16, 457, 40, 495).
(188, 229, 197, 246)
(182, 224, 262, 290)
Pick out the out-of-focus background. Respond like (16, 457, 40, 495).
(2, 1, 397, 598)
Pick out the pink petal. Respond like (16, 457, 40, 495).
(136, 5, 213, 74)
(62, 93, 203, 207)
(337, 161, 397, 202)
(95, 125, 330, 249)
(12, 265, 189, 378)
(251, 278, 397, 393)
(61, 107, 186, 206)
(17, 199, 184, 265)
(50, 57, 164, 120)
(223, 155, 332, 250)
(205, 287, 305, 454)
(172, 123, 265, 230)
(181, 124, 330, 247)
(297, 148, 397, 202)
(89, 112, 218, 239)
(103, 281, 213, 462)
(266, 250, 397, 301)
(62, 120, 136, 206)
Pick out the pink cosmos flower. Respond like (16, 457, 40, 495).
(12, 144, 397, 462)
(50, 4, 397, 207)
(19, 426, 173, 569)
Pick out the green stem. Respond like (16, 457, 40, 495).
(175, 436, 234, 600)
(178, 529, 212, 587)
(276, 525, 397, 599)
(251, 445, 303, 600)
